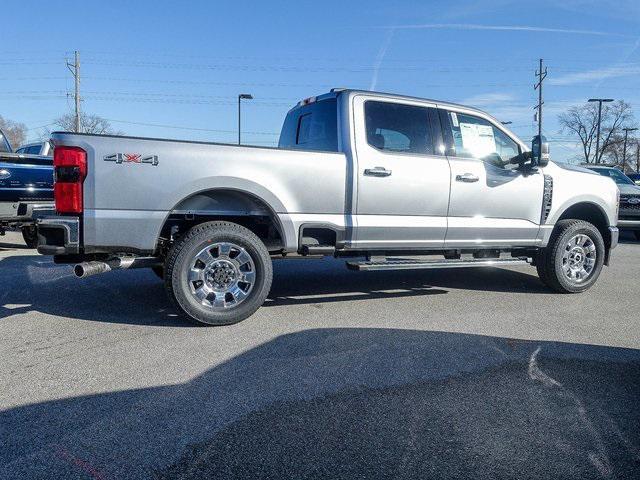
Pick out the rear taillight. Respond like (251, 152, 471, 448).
(54, 146, 87, 214)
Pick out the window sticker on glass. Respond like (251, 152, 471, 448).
(450, 112, 459, 127)
(459, 123, 496, 158)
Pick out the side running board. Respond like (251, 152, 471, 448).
(346, 257, 529, 271)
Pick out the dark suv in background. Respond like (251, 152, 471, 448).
(626, 172, 640, 186)
(586, 165, 640, 240)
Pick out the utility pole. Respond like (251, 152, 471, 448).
(533, 58, 547, 159)
(237, 93, 253, 145)
(636, 142, 640, 173)
(588, 98, 614, 164)
(66, 51, 81, 133)
(622, 127, 638, 171)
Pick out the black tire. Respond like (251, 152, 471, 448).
(152, 266, 165, 280)
(634, 231, 640, 241)
(164, 221, 273, 326)
(21, 226, 38, 249)
(536, 219, 605, 293)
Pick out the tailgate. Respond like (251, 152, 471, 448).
(0, 156, 54, 202)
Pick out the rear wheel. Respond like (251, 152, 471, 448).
(536, 219, 604, 293)
(164, 221, 273, 326)
(21, 226, 38, 249)
(634, 231, 640, 241)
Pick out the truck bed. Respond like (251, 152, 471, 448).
(50, 132, 348, 253)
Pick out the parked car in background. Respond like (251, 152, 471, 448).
(585, 165, 640, 240)
(14, 140, 54, 157)
(0, 130, 54, 247)
(37, 89, 619, 325)
(626, 172, 640, 186)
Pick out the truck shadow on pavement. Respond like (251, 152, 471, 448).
(0, 255, 181, 325)
(1, 328, 639, 479)
(0, 242, 31, 251)
(619, 230, 640, 245)
(0, 255, 548, 323)
(267, 257, 548, 307)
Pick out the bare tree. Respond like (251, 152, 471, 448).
(0, 115, 27, 149)
(53, 113, 123, 135)
(601, 133, 625, 167)
(558, 100, 635, 164)
(602, 133, 640, 171)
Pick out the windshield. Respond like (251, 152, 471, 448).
(589, 167, 635, 185)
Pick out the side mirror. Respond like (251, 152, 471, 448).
(532, 135, 550, 167)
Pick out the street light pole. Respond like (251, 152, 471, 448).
(588, 98, 614, 164)
(238, 93, 253, 145)
(622, 127, 638, 171)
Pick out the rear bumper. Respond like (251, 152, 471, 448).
(36, 216, 80, 255)
(0, 201, 54, 224)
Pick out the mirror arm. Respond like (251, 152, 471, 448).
(509, 151, 533, 165)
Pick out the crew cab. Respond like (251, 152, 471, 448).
(0, 130, 54, 247)
(37, 89, 619, 325)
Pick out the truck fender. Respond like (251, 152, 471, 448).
(159, 176, 297, 251)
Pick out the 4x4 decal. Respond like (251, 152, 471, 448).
(104, 153, 159, 166)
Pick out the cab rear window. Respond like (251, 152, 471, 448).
(279, 99, 338, 152)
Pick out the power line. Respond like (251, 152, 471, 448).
(104, 118, 279, 136)
(81, 90, 295, 100)
(80, 59, 539, 73)
(24, 122, 57, 131)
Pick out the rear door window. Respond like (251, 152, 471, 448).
(364, 101, 436, 155)
(279, 98, 338, 152)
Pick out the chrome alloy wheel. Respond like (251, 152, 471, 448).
(188, 242, 256, 310)
(561, 234, 597, 284)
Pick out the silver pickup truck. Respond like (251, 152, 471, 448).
(37, 89, 619, 325)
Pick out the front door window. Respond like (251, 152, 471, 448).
(448, 111, 520, 168)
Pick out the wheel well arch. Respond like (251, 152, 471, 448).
(555, 201, 611, 247)
(157, 188, 287, 253)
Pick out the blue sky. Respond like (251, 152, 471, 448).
(1, 0, 639, 162)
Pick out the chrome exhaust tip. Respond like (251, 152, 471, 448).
(74, 261, 112, 278)
(74, 256, 162, 278)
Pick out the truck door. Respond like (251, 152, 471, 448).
(440, 108, 543, 247)
(352, 95, 451, 249)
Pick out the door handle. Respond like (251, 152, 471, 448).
(455, 173, 479, 183)
(364, 166, 392, 177)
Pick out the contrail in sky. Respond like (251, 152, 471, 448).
(381, 23, 628, 37)
(370, 27, 395, 91)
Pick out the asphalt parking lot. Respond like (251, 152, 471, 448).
(1, 230, 639, 479)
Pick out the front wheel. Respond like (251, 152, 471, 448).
(536, 219, 605, 293)
(164, 221, 273, 326)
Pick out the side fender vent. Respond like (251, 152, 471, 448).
(541, 174, 553, 224)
